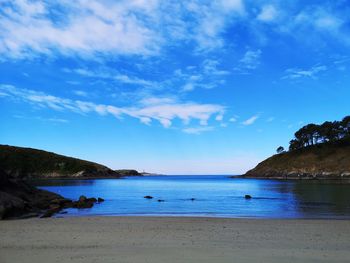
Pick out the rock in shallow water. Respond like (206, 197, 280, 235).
(0, 169, 105, 219)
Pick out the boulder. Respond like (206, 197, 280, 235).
(87, 197, 97, 203)
(245, 195, 252, 199)
(78, 195, 87, 202)
(144, 195, 153, 199)
(97, 197, 105, 203)
(0, 192, 27, 219)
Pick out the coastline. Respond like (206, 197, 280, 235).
(1, 216, 350, 263)
(234, 175, 350, 181)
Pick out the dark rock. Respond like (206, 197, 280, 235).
(245, 195, 252, 199)
(87, 197, 97, 203)
(72, 200, 94, 209)
(50, 198, 72, 207)
(78, 195, 87, 202)
(190, 198, 196, 201)
(41, 207, 60, 218)
(157, 199, 165, 202)
(144, 195, 153, 199)
(0, 191, 26, 219)
(0, 169, 104, 219)
(0, 169, 64, 219)
(97, 197, 104, 203)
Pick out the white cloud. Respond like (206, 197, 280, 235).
(266, 117, 275, 122)
(140, 97, 177, 106)
(229, 117, 237, 122)
(242, 115, 259, 126)
(282, 65, 327, 79)
(257, 5, 278, 22)
(187, 0, 245, 51)
(174, 59, 230, 92)
(0, 0, 247, 59)
(294, 8, 343, 32)
(0, 0, 161, 59)
(239, 50, 262, 69)
(65, 67, 157, 88)
(202, 59, 230, 75)
(73, 90, 88, 97)
(46, 118, 69, 123)
(234, 49, 262, 73)
(0, 84, 225, 130)
(215, 114, 224, 121)
(182, 126, 214, 135)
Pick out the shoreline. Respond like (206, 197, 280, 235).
(51, 214, 350, 220)
(1, 216, 350, 263)
(234, 175, 350, 181)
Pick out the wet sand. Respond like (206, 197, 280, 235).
(1, 217, 349, 263)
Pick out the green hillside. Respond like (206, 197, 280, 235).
(243, 140, 350, 179)
(0, 145, 122, 179)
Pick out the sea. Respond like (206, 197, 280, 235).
(33, 175, 350, 219)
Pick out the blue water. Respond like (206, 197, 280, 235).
(34, 175, 350, 219)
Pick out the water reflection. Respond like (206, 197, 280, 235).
(33, 176, 350, 219)
(291, 180, 350, 217)
(31, 179, 97, 187)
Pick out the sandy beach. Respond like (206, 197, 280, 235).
(0, 217, 349, 263)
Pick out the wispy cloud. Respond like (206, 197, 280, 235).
(0, 0, 247, 60)
(64, 67, 156, 88)
(202, 59, 230, 76)
(234, 49, 262, 74)
(174, 59, 230, 92)
(257, 5, 278, 22)
(282, 65, 327, 79)
(188, 0, 245, 51)
(14, 115, 69, 124)
(242, 115, 259, 126)
(0, 84, 225, 130)
(73, 90, 88, 97)
(0, 0, 162, 59)
(182, 126, 214, 135)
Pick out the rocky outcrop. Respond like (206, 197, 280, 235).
(0, 169, 104, 219)
(0, 169, 64, 219)
(114, 169, 142, 176)
(242, 143, 350, 179)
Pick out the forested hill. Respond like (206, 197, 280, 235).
(243, 116, 350, 179)
(0, 145, 128, 179)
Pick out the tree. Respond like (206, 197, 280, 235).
(276, 146, 285, 154)
(288, 116, 350, 151)
(289, 139, 303, 151)
(341, 116, 350, 138)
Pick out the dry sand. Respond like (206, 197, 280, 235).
(1, 217, 350, 263)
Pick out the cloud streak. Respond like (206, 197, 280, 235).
(242, 115, 259, 126)
(282, 65, 327, 79)
(0, 84, 224, 130)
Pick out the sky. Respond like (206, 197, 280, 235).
(0, 0, 350, 175)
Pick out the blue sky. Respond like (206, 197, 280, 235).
(0, 0, 350, 174)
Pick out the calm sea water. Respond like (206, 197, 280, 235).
(34, 175, 350, 219)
